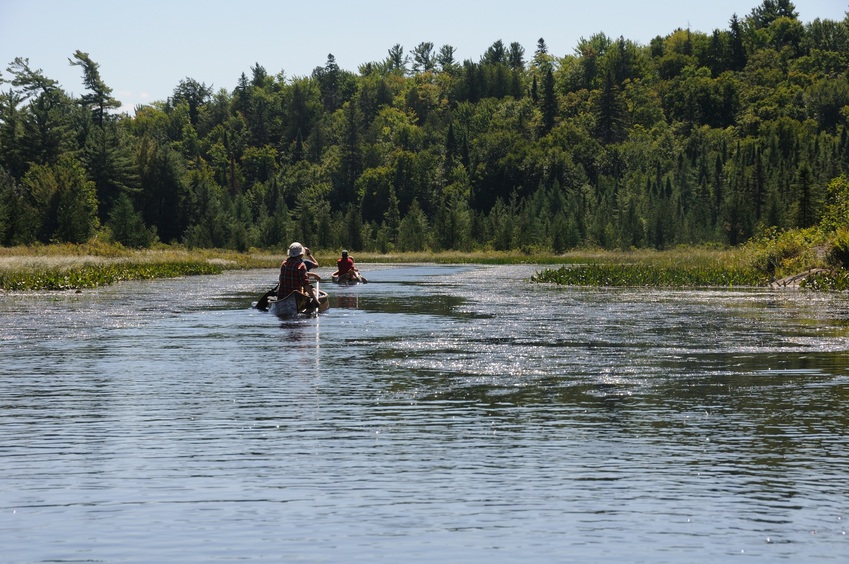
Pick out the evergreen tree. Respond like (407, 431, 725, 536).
(729, 14, 747, 71)
(108, 192, 155, 247)
(386, 44, 408, 75)
(437, 45, 457, 72)
(0, 167, 16, 244)
(383, 186, 401, 247)
(594, 72, 626, 144)
(792, 162, 817, 227)
(397, 199, 429, 251)
(171, 78, 212, 127)
(508, 42, 525, 70)
(412, 42, 436, 73)
(22, 155, 99, 243)
(4, 58, 75, 168)
(314, 54, 342, 112)
(69, 50, 120, 126)
(749, 0, 799, 29)
(334, 101, 363, 208)
(82, 120, 138, 222)
(540, 67, 556, 134)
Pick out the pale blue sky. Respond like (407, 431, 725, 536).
(1, 0, 847, 113)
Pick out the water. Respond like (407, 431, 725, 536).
(1, 264, 848, 562)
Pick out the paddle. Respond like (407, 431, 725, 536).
(300, 279, 325, 315)
(255, 284, 278, 310)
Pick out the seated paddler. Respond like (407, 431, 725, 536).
(278, 242, 321, 308)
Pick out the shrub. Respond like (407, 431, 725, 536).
(826, 227, 849, 268)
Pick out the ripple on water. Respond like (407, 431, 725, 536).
(1, 266, 848, 562)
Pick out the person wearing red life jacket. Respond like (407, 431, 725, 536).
(332, 250, 367, 283)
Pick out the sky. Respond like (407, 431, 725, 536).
(1, 0, 847, 114)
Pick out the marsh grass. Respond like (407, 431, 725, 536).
(532, 263, 768, 287)
(1, 241, 845, 291)
(0, 243, 277, 291)
(530, 247, 770, 288)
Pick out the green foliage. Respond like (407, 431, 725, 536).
(21, 155, 100, 243)
(826, 227, 849, 269)
(819, 174, 849, 232)
(0, 168, 14, 243)
(1, 4, 849, 273)
(744, 226, 820, 277)
(107, 192, 156, 248)
(397, 199, 429, 251)
(801, 269, 849, 291)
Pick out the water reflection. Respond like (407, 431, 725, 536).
(333, 293, 360, 309)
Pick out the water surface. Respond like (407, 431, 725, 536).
(2, 264, 848, 562)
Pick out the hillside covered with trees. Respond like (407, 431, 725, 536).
(1, 0, 848, 258)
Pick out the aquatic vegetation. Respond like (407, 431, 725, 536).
(530, 246, 769, 288)
(0, 242, 281, 290)
(531, 262, 769, 288)
(0, 261, 224, 291)
(800, 269, 849, 292)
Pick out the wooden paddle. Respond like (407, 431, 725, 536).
(255, 284, 278, 310)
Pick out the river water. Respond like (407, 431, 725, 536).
(1, 264, 848, 562)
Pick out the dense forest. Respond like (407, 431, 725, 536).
(1, 0, 848, 255)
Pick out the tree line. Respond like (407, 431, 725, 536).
(1, 0, 849, 254)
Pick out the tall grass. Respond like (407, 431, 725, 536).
(0, 261, 224, 291)
(3, 239, 847, 291)
(0, 243, 276, 291)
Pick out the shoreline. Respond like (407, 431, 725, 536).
(2, 243, 846, 292)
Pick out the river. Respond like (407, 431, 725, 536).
(1, 264, 848, 562)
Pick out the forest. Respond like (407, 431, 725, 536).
(1, 0, 848, 257)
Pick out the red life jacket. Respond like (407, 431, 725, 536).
(337, 256, 355, 274)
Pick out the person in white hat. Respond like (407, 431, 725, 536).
(278, 242, 321, 306)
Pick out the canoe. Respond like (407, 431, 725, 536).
(332, 272, 363, 284)
(266, 289, 329, 318)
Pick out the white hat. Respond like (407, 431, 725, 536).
(288, 242, 304, 257)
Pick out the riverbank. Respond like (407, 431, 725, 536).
(0, 243, 270, 291)
(0, 243, 692, 291)
(2, 240, 848, 291)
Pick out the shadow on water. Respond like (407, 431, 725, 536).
(356, 294, 487, 318)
